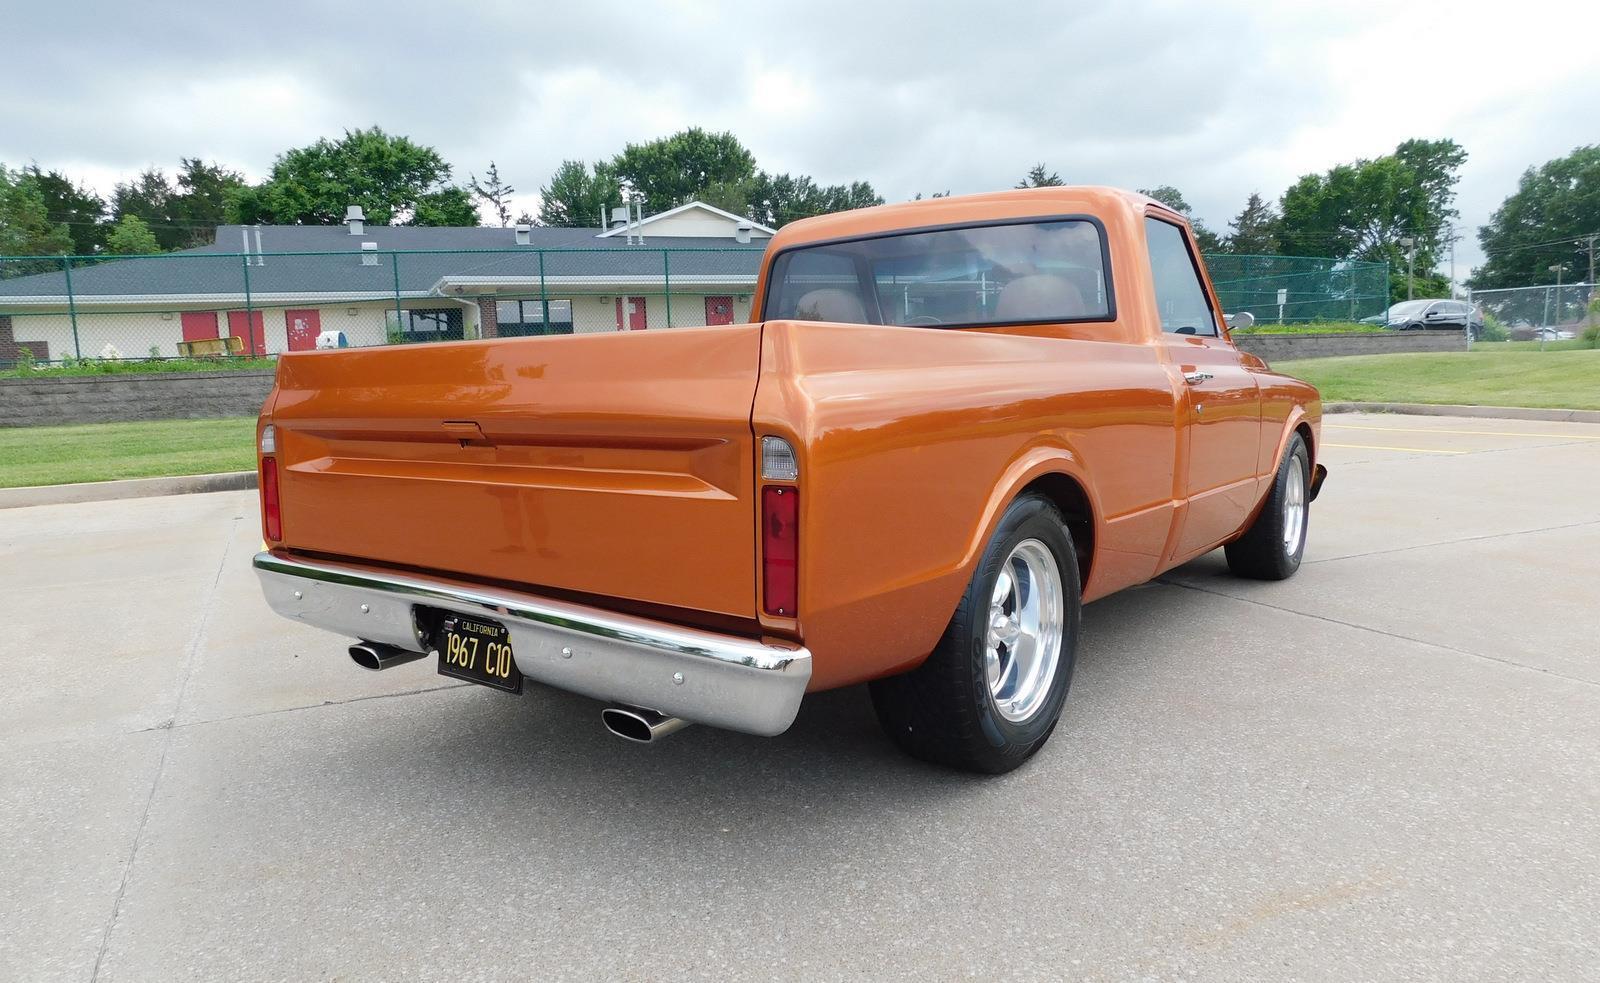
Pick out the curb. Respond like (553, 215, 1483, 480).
(1326, 402, 1600, 424)
(0, 470, 257, 510)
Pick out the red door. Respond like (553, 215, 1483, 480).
(227, 310, 266, 355)
(704, 296, 734, 325)
(180, 311, 219, 342)
(285, 309, 322, 352)
(614, 296, 648, 330)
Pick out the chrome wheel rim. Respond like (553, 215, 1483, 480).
(1282, 452, 1307, 557)
(984, 539, 1065, 723)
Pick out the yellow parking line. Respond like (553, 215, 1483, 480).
(1326, 423, 1600, 441)
(1324, 442, 1466, 455)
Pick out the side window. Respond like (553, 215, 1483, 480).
(1144, 217, 1217, 337)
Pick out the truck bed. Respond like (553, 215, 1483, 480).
(264, 326, 764, 619)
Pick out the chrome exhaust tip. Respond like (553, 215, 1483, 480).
(601, 705, 690, 744)
(349, 641, 427, 672)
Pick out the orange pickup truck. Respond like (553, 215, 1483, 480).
(253, 186, 1325, 773)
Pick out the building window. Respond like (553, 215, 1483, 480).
(387, 307, 464, 343)
(496, 298, 574, 336)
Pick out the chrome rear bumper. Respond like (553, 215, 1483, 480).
(252, 552, 811, 736)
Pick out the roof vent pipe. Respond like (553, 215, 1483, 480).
(360, 241, 379, 267)
(253, 226, 265, 266)
(514, 224, 531, 246)
(735, 219, 753, 245)
(346, 205, 366, 236)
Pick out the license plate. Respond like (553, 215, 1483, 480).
(435, 614, 522, 694)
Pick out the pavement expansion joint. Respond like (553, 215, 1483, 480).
(88, 516, 239, 983)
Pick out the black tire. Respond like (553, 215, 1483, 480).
(1225, 433, 1310, 580)
(868, 494, 1081, 774)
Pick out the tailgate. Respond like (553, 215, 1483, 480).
(266, 326, 762, 618)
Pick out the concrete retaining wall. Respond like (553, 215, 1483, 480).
(1233, 329, 1462, 361)
(0, 370, 274, 428)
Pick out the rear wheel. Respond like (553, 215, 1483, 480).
(1225, 433, 1310, 580)
(869, 494, 1081, 774)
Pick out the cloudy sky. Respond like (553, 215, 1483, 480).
(5, 0, 1597, 274)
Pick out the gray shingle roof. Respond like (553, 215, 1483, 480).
(0, 225, 765, 304)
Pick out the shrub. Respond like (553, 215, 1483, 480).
(1476, 313, 1509, 342)
(15, 345, 36, 372)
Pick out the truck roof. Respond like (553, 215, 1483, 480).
(766, 186, 1175, 253)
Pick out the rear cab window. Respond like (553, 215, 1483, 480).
(763, 219, 1115, 329)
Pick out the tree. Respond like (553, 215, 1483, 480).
(1276, 138, 1466, 299)
(0, 164, 73, 255)
(537, 159, 622, 228)
(112, 161, 247, 250)
(104, 214, 160, 254)
(408, 186, 479, 226)
(112, 168, 175, 244)
(469, 161, 517, 227)
(1473, 145, 1600, 289)
(746, 172, 883, 228)
(611, 128, 757, 216)
(1226, 192, 1280, 254)
(912, 190, 950, 200)
(170, 158, 246, 247)
(231, 127, 472, 226)
(1140, 185, 1223, 251)
(1016, 164, 1064, 188)
(20, 165, 106, 254)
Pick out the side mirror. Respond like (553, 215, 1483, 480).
(1227, 311, 1255, 330)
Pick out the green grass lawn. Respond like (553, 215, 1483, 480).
(0, 418, 257, 488)
(1274, 349, 1600, 411)
(0, 357, 278, 379)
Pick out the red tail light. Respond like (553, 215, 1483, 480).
(762, 486, 798, 617)
(261, 457, 282, 541)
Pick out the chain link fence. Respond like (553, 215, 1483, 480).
(1204, 254, 1390, 324)
(2, 247, 1391, 368)
(0, 247, 767, 367)
(1468, 282, 1600, 350)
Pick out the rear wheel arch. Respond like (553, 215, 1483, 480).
(1014, 472, 1095, 589)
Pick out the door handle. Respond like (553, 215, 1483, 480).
(441, 420, 489, 445)
(1183, 371, 1213, 385)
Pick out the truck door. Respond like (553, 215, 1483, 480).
(1143, 216, 1262, 559)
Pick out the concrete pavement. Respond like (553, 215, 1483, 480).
(3, 413, 1597, 981)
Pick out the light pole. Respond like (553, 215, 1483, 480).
(1400, 236, 1416, 301)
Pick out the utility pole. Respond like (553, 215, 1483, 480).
(1588, 234, 1598, 332)
(1400, 237, 1416, 301)
(1549, 263, 1564, 352)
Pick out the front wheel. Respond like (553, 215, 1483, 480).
(1225, 433, 1310, 580)
(869, 494, 1081, 774)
